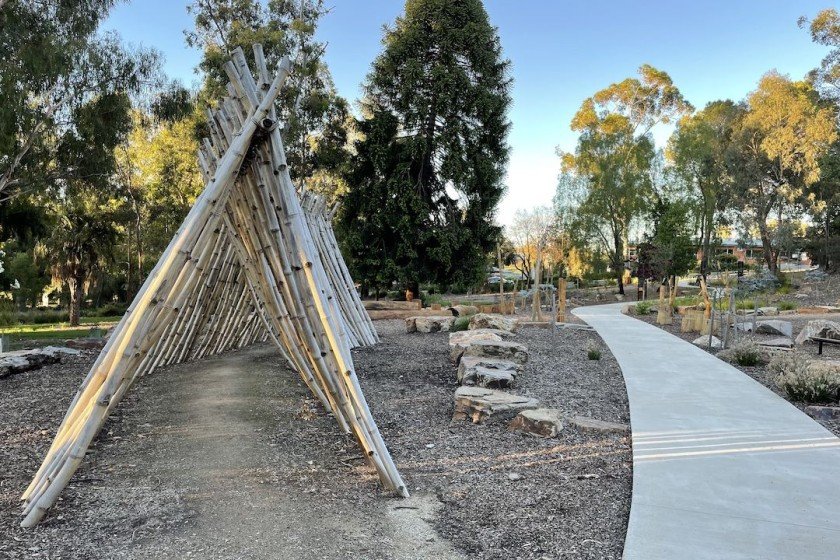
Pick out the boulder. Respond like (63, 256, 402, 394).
(448, 305, 479, 317)
(457, 356, 521, 385)
(795, 320, 840, 345)
(462, 339, 528, 365)
(448, 330, 504, 363)
(453, 386, 538, 424)
(509, 408, 564, 438)
(0, 346, 81, 379)
(755, 320, 793, 337)
(693, 335, 722, 349)
(567, 415, 630, 434)
(468, 313, 518, 333)
(758, 336, 794, 349)
(757, 306, 779, 316)
(407, 316, 455, 333)
(469, 366, 516, 389)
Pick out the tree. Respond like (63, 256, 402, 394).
(506, 207, 556, 284)
(799, 8, 840, 99)
(0, 2, 159, 196)
(668, 100, 744, 275)
(339, 0, 512, 295)
(728, 72, 837, 274)
(563, 65, 691, 294)
(186, 0, 350, 198)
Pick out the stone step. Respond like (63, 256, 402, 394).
(448, 330, 504, 363)
(405, 315, 455, 333)
(508, 408, 564, 438)
(468, 313, 518, 333)
(462, 339, 528, 364)
(457, 356, 522, 385)
(453, 386, 538, 424)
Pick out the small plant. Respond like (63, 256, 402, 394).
(778, 300, 797, 311)
(770, 351, 840, 404)
(718, 340, 763, 367)
(635, 301, 654, 315)
(586, 343, 602, 360)
(451, 316, 470, 332)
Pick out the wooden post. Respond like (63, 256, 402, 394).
(557, 278, 566, 323)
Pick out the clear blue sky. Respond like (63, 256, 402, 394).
(103, 0, 833, 226)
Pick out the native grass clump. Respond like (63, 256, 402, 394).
(770, 351, 840, 404)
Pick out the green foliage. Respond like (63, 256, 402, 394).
(635, 301, 655, 315)
(586, 343, 602, 361)
(718, 340, 763, 367)
(339, 0, 511, 294)
(451, 316, 471, 332)
(771, 351, 840, 404)
(778, 300, 798, 311)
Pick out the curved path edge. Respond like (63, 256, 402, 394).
(573, 303, 840, 560)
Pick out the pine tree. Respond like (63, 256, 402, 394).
(339, 0, 511, 294)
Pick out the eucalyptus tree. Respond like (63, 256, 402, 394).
(563, 65, 691, 294)
(339, 0, 512, 295)
(728, 72, 837, 274)
(799, 8, 840, 99)
(668, 100, 744, 275)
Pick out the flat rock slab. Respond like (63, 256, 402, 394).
(462, 339, 528, 364)
(805, 405, 840, 421)
(509, 408, 564, 438)
(556, 322, 595, 331)
(759, 336, 794, 349)
(755, 320, 793, 337)
(469, 366, 516, 389)
(567, 415, 630, 435)
(795, 319, 840, 345)
(448, 305, 478, 317)
(0, 346, 82, 379)
(453, 386, 538, 424)
(757, 306, 779, 316)
(468, 313, 518, 333)
(405, 316, 455, 333)
(457, 356, 522, 385)
(448, 330, 504, 363)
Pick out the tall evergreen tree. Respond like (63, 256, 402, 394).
(339, 0, 512, 294)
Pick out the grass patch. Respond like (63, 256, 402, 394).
(586, 343, 602, 360)
(635, 301, 655, 315)
(451, 316, 471, 332)
(778, 300, 798, 311)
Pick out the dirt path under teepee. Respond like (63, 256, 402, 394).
(114, 343, 462, 560)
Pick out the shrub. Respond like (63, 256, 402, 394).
(635, 301, 654, 315)
(718, 340, 763, 367)
(451, 316, 470, 332)
(586, 343, 602, 360)
(770, 351, 840, 404)
(778, 300, 797, 311)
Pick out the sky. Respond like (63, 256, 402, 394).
(103, 0, 834, 226)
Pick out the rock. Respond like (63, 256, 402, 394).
(754, 320, 793, 337)
(405, 317, 417, 333)
(448, 330, 505, 363)
(453, 386, 539, 424)
(0, 346, 80, 379)
(448, 305, 478, 317)
(615, 294, 625, 301)
(457, 356, 521, 385)
(39, 345, 82, 358)
(795, 319, 840, 345)
(758, 336, 794, 349)
(693, 335, 722, 349)
(462, 339, 528, 365)
(567, 415, 630, 434)
(64, 338, 106, 350)
(509, 408, 564, 438)
(409, 316, 455, 333)
(757, 306, 779, 316)
(804, 405, 840, 422)
(468, 313, 518, 333)
(507, 472, 523, 481)
(555, 322, 594, 332)
(794, 292, 810, 300)
(817, 305, 840, 313)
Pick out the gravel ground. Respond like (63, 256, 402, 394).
(634, 311, 840, 437)
(0, 320, 631, 559)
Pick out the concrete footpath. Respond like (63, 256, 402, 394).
(574, 303, 840, 560)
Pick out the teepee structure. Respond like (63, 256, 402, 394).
(20, 45, 405, 528)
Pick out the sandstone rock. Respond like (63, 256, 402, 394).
(509, 408, 564, 438)
(405, 317, 417, 333)
(457, 356, 521, 385)
(470, 366, 516, 388)
(567, 415, 630, 434)
(795, 319, 840, 345)
(448, 305, 478, 317)
(805, 405, 840, 422)
(0, 346, 80, 379)
(755, 320, 793, 337)
(408, 316, 455, 333)
(448, 330, 504, 363)
(758, 336, 794, 349)
(453, 386, 538, 424)
(693, 335, 722, 349)
(468, 313, 518, 333)
(462, 339, 528, 364)
(757, 306, 779, 316)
